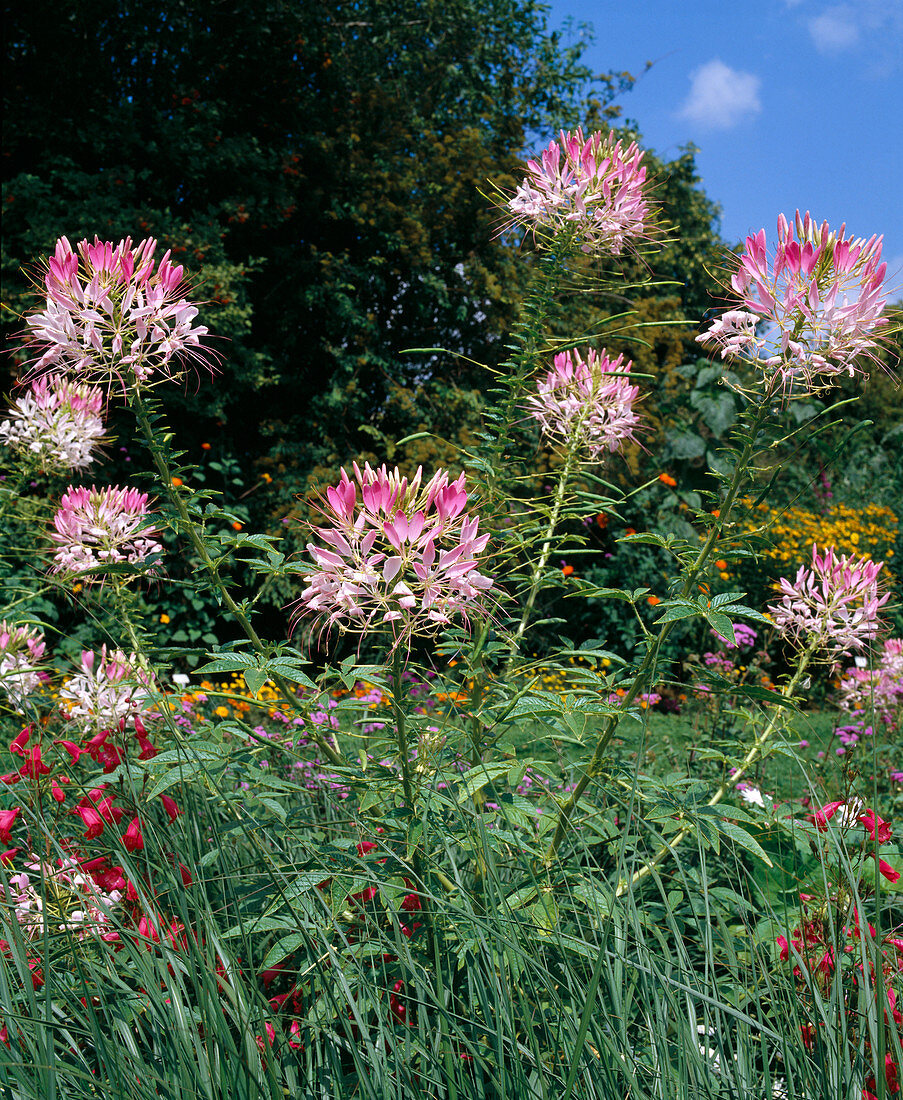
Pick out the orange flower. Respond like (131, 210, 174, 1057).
(231, 521, 243, 531)
(201, 443, 211, 451)
(624, 526, 636, 536)
(562, 564, 575, 577)
(159, 614, 171, 624)
(715, 559, 728, 571)
(595, 513, 609, 529)
(711, 509, 720, 518)
(646, 595, 660, 607)
(171, 477, 183, 487)
(658, 472, 677, 487)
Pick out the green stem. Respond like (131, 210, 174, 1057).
(392, 646, 416, 819)
(391, 645, 426, 895)
(0, 471, 33, 526)
(544, 401, 770, 863)
(480, 237, 571, 511)
(615, 647, 817, 896)
(505, 434, 582, 671)
(129, 390, 346, 770)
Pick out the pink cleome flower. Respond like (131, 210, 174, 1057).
(508, 128, 650, 254)
(768, 544, 889, 657)
(697, 211, 889, 395)
(837, 639, 903, 725)
(2, 855, 123, 939)
(525, 348, 641, 460)
(0, 621, 46, 708)
(0, 374, 106, 472)
(50, 484, 162, 579)
(60, 646, 157, 733)
(297, 463, 493, 642)
(24, 236, 212, 391)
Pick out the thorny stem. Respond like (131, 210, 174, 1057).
(616, 646, 817, 895)
(129, 389, 346, 770)
(545, 401, 771, 863)
(505, 431, 582, 671)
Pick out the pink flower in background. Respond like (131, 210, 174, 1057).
(0, 622, 47, 708)
(60, 647, 157, 733)
(697, 211, 888, 393)
(526, 348, 641, 460)
(508, 128, 650, 254)
(24, 236, 212, 390)
(50, 484, 162, 578)
(0, 374, 105, 472)
(297, 463, 493, 643)
(769, 544, 888, 657)
(837, 641, 903, 723)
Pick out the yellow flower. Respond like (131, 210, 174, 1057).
(159, 613, 171, 624)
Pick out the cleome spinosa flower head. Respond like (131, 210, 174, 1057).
(768, 543, 889, 658)
(60, 646, 157, 732)
(23, 235, 213, 393)
(0, 621, 47, 708)
(507, 127, 651, 254)
(296, 463, 493, 645)
(0, 374, 106, 473)
(50, 485, 162, 580)
(525, 347, 641, 460)
(697, 211, 889, 396)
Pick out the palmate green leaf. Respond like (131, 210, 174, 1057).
(265, 659, 317, 689)
(736, 684, 797, 708)
(261, 933, 308, 971)
(195, 652, 256, 674)
(503, 885, 540, 911)
(710, 591, 747, 607)
(577, 584, 645, 602)
(703, 609, 734, 643)
(243, 667, 269, 696)
(708, 815, 774, 867)
(222, 916, 295, 940)
(654, 599, 700, 624)
(145, 765, 211, 800)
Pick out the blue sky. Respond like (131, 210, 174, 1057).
(544, 0, 903, 285)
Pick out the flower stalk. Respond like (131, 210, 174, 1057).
(616, 645, 818, 895)
(129, 390, 346, 770)
(544, 401, 771, 863)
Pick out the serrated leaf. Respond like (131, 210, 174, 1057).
(238, 667, 266, 695)
(261, 933, 307, 970)
(146, 767, 203, 799)
(714, 817, 773, 866)
(704, 610, 735, 643)
(196, 653, 256, 674)
(222, 916, 294, 940)
(457, 763, 513, 801)
(710, 591, 747, 608)
(655, 601, 700, 624)
(267, 660, 317, 688)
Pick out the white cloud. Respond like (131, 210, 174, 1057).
(808, 6, 859, 51)
(807, 2, 903, 57)
(678, 60, 762, 130)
